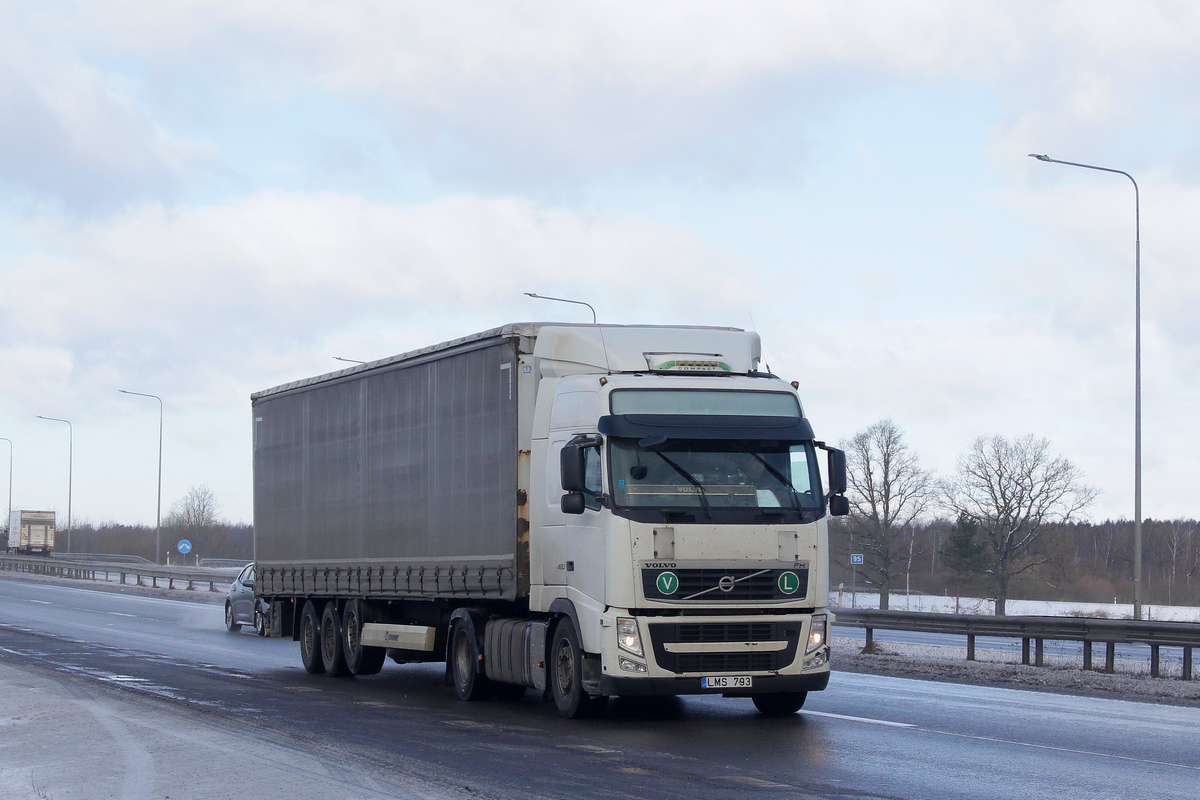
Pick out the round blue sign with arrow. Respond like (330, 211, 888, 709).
(177, 539, 192, 554)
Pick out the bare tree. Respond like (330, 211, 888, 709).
(1161, 519, 1195, 605)
(840, 419, 934, 610)
(164, 484, 222, 529)
(944, 435, 1097, 615)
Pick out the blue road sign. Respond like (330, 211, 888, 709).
(177, 539, 192, 554)
(850, 553, 864, 565)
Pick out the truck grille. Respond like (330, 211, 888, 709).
(676, 653, 780, 673)
(675, 622, 775, 642)
(648, 621, 801, 674)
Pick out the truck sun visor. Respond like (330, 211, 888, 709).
(598, 414, 815, 442)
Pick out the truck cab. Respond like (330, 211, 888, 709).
(526, 326, 844, 715)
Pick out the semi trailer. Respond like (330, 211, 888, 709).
(8, 510, 55, 554)
(252, 323, 848, 717)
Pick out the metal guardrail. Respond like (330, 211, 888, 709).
(51, 552, 154, 564)
(833, 608, 1200, 680)
(1, 554, 239, 593)
(198, 558, 253, 568)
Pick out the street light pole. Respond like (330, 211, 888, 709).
(36, 416, 72, 554)
(0, 437, 11, 535)
(120, 390, 164, 564)
(524, 292, 597, 323)
(1028, 153, 1143, 620)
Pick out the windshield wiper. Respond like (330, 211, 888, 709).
(745, 451, 803, 510)
(650, 451, 713, 520)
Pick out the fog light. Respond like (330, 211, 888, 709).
(803, 649, 828, 670)
(806, 613, 827, 654)
(619, 657, 648, 673)
(617, 617, 644, 657)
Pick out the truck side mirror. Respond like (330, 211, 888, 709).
(561, 443, 588, 493)
(828, 495, 850, 517)
(825, 447, 847, 496)
(561, 492, 586, 515)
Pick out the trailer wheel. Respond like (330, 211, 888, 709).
(751, 692, 807, 715)
(320, 603, 352, 677)
(224, 602, 242, 633)
(299, 601, 325, 674)
(342, 600, 385, 676)
(550, 618, 607, 719)
(449, 620, 491, 701)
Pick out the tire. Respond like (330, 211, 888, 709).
(550, 618, 607, 719)
(321, 603, 352, 677)
(449, 620, 491, 701)
(752, 691, 807, 715)
(342, 600, 386, 676)
(225, 602, 242, 633)
(299, 600, 325, 674)
(254, 607, 269, 637)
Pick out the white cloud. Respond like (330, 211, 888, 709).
(0, 25, 208, 210)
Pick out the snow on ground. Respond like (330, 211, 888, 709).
(829, 590, 1200, 623)
(832, 637, 1200, 705)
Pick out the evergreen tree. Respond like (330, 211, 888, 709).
(940, 512, 991, 611)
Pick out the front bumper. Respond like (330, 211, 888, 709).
(598, 670, 830, 696)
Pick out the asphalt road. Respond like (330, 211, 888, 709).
(1, 577, 1196, 800)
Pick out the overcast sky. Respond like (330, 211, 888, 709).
(2, 1, 1198, 534)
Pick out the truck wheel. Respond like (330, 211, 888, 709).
(752, 692, 807, 715)
(342, 600, 385, 676)
(299, 601, 325, 674)
(550, 618, 607, 719)
(320, 603, 352, 677)
(449, 620, 491, 700)
(224, 602, 242, 633)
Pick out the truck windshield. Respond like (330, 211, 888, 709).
(609, 439, 822, 512)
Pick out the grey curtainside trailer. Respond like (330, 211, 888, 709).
(253, 329, 528, 602)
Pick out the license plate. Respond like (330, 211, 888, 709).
(701, 675, 752, 689)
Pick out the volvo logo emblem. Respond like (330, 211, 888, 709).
(718, 575, 736, 592)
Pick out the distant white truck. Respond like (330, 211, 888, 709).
(8, 510, 56, 554)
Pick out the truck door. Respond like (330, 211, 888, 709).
(541, 389, 606, 601)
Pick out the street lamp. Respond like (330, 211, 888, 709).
(524, 292, 597, 323)
(1028, 153, 1143, 620)
(36, 416, 72, 554)
(120, 390, 163, 564)
(0, 437, 11, 535)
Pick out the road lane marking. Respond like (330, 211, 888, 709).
(558, 744, 620, 754)
(803, 710, 916, 728)
(719, 776, 791, 788)
(926, 729, 1200, 772)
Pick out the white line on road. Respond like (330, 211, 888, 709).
(802, 710, 915, 727)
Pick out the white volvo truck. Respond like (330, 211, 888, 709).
(252, 323, 847, 717)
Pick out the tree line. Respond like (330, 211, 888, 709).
(830, 419, 1198, 614)
(60, 484, 251, 563)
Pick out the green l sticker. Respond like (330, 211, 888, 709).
(777, 571, 800, 595)
(656, 571, 679, 595)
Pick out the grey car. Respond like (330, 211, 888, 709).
(225, 563, 269, 635)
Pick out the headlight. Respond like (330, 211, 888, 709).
(617, 617, 643, 657)
(806, 613, 827, 654)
